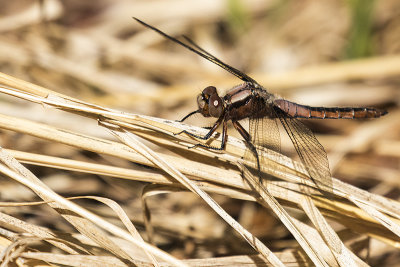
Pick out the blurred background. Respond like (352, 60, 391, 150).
(0, 0, 399, 264)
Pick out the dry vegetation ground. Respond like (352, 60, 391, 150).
(0, 0, 399, 266)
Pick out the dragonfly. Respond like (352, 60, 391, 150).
(134, 18, 388, 192)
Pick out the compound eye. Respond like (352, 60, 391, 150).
(209, 94, 223, 117)
(202, 86, 217, 96)
(197, 94, 206, 109)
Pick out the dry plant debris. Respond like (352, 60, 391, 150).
(0, 1, 399, 266)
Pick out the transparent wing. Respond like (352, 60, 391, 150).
(249, 116, 281, 154)
(134, 18, 261, 87)
(274, 107, 332, 193)
(244, 103, 281, 177)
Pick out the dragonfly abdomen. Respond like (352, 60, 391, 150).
(274, 99, 387, 119)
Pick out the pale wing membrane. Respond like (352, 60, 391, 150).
(134, 18, 261, 86)
(249, 116, 281, 154)
(249, 94, 281, 153)
(274, 107, 332, 194)
(246, 104, 281, 175)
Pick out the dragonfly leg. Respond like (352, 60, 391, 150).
(232, 121, 261, 176)
(191, 119, 227, 151)
(176, 115, 224, 141)
(174, 125, 212, 136)
(177, 110, 199, 123)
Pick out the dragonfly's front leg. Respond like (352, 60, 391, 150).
(178, 110, 199, 123)
(176, 109, 213, 137)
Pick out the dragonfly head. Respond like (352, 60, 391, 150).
(197, 86, 224, 118)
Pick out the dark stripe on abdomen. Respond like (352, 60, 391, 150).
(274, 99, 388, 119)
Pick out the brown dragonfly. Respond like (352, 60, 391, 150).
(134, 18, 388, 191)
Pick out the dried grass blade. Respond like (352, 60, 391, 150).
(298, 194, 356, 267)
(0, 195, 157, 265)
(20, 252, 135, 267)
(141, 185, 184, 245)
(238, 163, 329, 267)
(69, 196, 159, 266)
(334, 179, 400, 221)
(0, 149, 185, 266)
(351, 198, 400, 238)
(0, 211, 80, 255)
(290, 217, 369, 267)
(8, 149, 168, 184)
(106, 125, 285, 267)
(0, 148, 136, 262)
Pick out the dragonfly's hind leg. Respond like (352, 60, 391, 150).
(232, 121, 261, 179)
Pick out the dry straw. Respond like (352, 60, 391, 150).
(0, 65, 398, 267)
